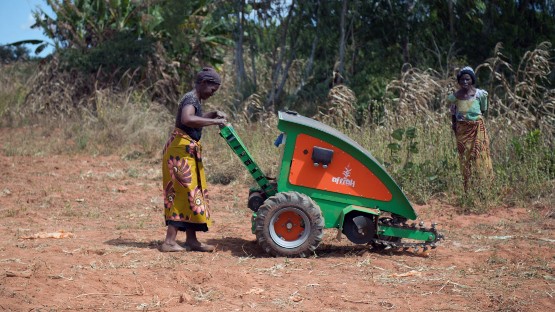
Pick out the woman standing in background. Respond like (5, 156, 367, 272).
(447, 66, 494, 192)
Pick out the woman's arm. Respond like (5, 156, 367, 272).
(447, 94, 457, 133)
(202, 110, 227, 119)
(480, 95, 488, 118)
(181, 105, 226, 128)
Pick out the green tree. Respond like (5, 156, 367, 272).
(0, 45, 31, 63)
(158, 0, 233, 74)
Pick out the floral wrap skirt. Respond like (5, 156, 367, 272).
(455, 119, 494, 191)
(162, 128, 211, 231)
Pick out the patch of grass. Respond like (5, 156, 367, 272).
(487, 255, 508, 265)
(86, 208, 102, 219)
(115, 223, 130, 230)
(126, 167, 139, 178)
(0, 63, 35, 124)
(76, 133, 88, 150)
(488, 294, 527, 312)
(115, 219, 145, 230)
(61, 203, 80, 217)
(4, 208, 20, 218)
(191, 286, 221, 302)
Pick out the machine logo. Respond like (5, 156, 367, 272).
(332, 165, 356, 187)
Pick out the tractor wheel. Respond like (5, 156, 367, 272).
(255, 191, 324, 257)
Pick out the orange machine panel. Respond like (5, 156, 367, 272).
(289, 134, 392, 201)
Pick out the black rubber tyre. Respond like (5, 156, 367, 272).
(255, 191, 324, 257)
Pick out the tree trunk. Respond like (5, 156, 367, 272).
(402, 36, 410, 65)
(234, 0, 248, 98)
(301, 0, 321, 89)
(349, 16, 355, 76)
(448, 0, 454, 39)
(402, 1, 416, 65)
(338, 0, 348, 75)
(266, 0, 295, 111)
(249, 38, 258, 89)
(275, 49, 297, 104)
(302, 35, 318, 88)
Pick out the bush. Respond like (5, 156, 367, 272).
(60, 32, 155, 77)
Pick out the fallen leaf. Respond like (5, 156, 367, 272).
(179, 293, 193, 303)
(390, 270, 422, 278)
(488, 235, 513, 240)
(21, 230, 75, 239)
(290, 295, 303, 302)
(244, 288, 264, 295)
(117, 186, 128, 193)
(5, 270, 32, 278)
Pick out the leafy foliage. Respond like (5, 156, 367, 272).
(0, 45, 32, 63)
(19, 0, 236, 114)
(158, 0, 233, 72)
(59, 31, 155, 73)
(32, 0, 163, 50)
(385, 127, 419, 169)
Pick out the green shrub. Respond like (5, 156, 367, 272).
(60, 32, 155, 77)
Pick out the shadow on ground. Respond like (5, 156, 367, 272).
(104, 238, 161, 250)
(205, 237, 427, 258)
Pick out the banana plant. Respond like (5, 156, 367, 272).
(158, 0, 233, 70)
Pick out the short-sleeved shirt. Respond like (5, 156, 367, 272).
(175, 91, 203, 141)
(447, 89, 488, 121)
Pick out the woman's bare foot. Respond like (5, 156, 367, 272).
(159, 242, 186, 252)
(184, 229, 215, 252)
(183, 241, 215, 252)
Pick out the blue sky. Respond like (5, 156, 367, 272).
(0, 0, 55, 57)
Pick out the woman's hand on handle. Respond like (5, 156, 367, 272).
(216, 118, 228, 129)
(215, 111, 227, 119)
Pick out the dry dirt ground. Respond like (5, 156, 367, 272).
(0, 153, 554, 311)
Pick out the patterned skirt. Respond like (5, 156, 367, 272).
(455, 119, 494, 191)
(162, 128, 211, 231)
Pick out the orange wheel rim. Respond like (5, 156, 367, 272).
(273, 210, 305, 241)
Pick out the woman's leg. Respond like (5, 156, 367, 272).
(160, 225, 185, 252)
(165, 225, 178, 244)
(185, 229, 215, 252)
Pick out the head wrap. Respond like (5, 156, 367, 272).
(195, 67, 221, 85)
(457, 66, 476, 85)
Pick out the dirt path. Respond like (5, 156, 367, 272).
(0, 155, 553, 311)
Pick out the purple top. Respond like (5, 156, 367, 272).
(175, 91, 203, 141)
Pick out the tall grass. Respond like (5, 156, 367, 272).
(371, 42, 555, 211)
(1, 42, 554, 213)
(0, 62, 36, 126)
(0, 65, 172, 158)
